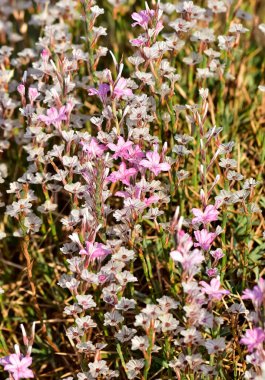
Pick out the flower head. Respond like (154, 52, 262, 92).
(131, 10, 155, 29)
(2, 354, 34, 380)
(194, 229, 216, 251)
(106, 162, 137, 186)
(38, 106, 67, 127)
(242, 278, 265, 307)
(107, 136, 133, 159)
(140, 148, 170, 176)
(200, 277, 230, 300)
(113, 78, 133, 99)
(88, 83, 110, 103)
(192, 205, 219, 226)
(80, 241, 111, 261)
(240, 328, 265, 352)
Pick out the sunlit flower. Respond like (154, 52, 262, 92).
(240, 328, 265, 352)
(200, 277, 230, 300)
(2, 354, 34, 380)
(194, 229, 216, 251)
(192, 205, 219, 226)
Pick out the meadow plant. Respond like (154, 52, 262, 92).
(0, 0, 264, 379)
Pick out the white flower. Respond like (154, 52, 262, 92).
(104, 311, 124, 326)
(76, 295, 96, 310)
(159, 313, 179, 332)
(204, 337, 226, 354)
(115, 326, 137, 343)
(88, 360, 109, 378)
(115, 297, 136, 311)
(131, 335, 149, 351)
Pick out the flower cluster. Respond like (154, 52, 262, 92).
(240, 279, 265, 379)
(0, 0, 264, 379)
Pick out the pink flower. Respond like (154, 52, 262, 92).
(240, 328, 265, 352)
(113, 78, 133, 99)
(200, 277, 230, 300)
(206, 268, 218, 277)
(125, 145, 145, 164)
(17, 84, 25, 96)
(194, 229, 216, 251)
(131, 10, 155, 29)
(80, 242, 111, 261)
(176, 230, 193, 252)
(210, 248, 224, 262)
(38, 106, 67, 127)
(41, 49, 50, 62)
(130, 36, 148, 47)
(3, 354, 34, 380)
(140, 150, 171, 176)
(144, 195, 160, 206)
(28, 87, 39, 104)
(88, 83, 110, 103)
(170, 248, 204, 273)
(191, 205, 219, 225)
(242, 278, 265, 307)
(107, 162, 137, 186)
(88, 79, 132, 102)
(81, 138, 107, 159)
(107, 137, 133, 159)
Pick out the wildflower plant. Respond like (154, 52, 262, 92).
(0, 0, 264, 379)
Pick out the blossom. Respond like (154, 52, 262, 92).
(242, 278, 265, 307)
(80, 241, 111, 260)
(81, 138, 106, 159)
(106, 162, 137, 185)
(88, 83, 110, 103)
(240, 328, 265, 352)
(191, 205, 219, 225)
(88, 360, 109, 378)
(76, 294, 96, 309)
(125, 145, 145, 164)
(2, 354, 34, 380)
(170, 248, 204, 274)
(28, 87, 39, 103)
(206, 268, 218, 277)
(210, 248, 224, 262)
(200, 277, 230, 300)
(17, 84, 25, 96)
(204, 338, 226, 354)
(140, 150, 171, 176)
(107, 136, 133, 159)
(41, 48, 49, 62)
(38, 106, 67, 127)
(194, 229, 216, 251)
(88, 79, 132, 101)
(113, 78, 133, 99)
(131, 10, 155, 29)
